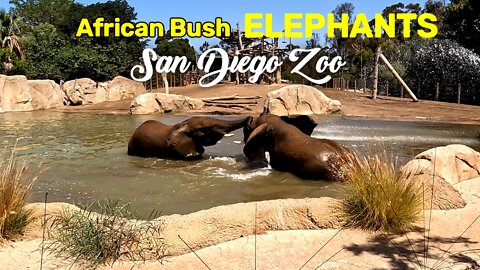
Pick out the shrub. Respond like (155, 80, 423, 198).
(341, 151, 422, 233)
(0, 148, 40, 240)
(48, 200, 165, 268)
(407, 39, 480, 104)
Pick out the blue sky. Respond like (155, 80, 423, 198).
(1, 0, 434, 49)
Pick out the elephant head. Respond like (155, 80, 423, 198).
(243, 122, 273, 161)
(167, 116, 253, 159)
(243, 113, 317, 143)
(128, 116, 253, 160)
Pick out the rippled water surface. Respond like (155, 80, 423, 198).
(0, 111, 478, 217)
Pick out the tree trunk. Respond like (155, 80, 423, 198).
(373, 47, 381, 100)
(162, 72, 169, 94)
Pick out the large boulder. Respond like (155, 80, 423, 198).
(28, 80, 65, 109)
(63, 78, 95, 105)
(130, 93, 204, 115)
(402, 144, 480, 210)
(106, 76, 146, 101)
(63, 76, 147, 105)
(265, 85, 341, 116)
(0, 75, 33, 112)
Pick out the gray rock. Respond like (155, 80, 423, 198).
(265, 85, 341, 116)
(130, 93, 204, 115)
(401, 144, 480, 210)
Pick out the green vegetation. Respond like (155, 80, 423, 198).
(341, 151, 422, 233)
(48, 200, 165, 268)
(6, 0, 147, 81)
(0, 148, 40, 240)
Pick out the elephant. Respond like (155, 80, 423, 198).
(243, 113, 351, 181)
(128, 116, 252, 160)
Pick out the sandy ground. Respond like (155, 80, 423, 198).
(1, 177, 479, 270)
(57, 83, 480, 124)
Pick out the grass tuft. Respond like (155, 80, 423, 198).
(341, 150, 422, 233)
(0, 147, 40, 241)
(48, 200, 165, 268)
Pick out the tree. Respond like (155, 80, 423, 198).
(9, 0, 76, 27)
(306, 33, 323, 49)
(443, 0, 480, 54)
(328, 2, 355, 55)
(0, 10, 25, 61)
(155, 38, 196, 63)
(10, 0, 146, 81)
(21, 23, 66, 80)
(199, 41, 210, 53)
(407, 39, 480, 104)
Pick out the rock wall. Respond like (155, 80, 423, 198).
(265, 85, 342, 116)
(130, 93, 204, 115)
(63, 76, 147, 106)
(0, 75, 65, 112)
(0, 75, 146, 113)
(25, 197, 343, 258)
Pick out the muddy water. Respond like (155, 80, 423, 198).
(0, 111, 478, 217)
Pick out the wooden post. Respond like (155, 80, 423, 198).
(379, 53, 418, 102)
(435, 82, 440, 101)
(156, 72, 159, 90)
(354, 80, 357, 93)
(373, 47, 381, 100)
(236, 22, 244, 85)
(149, 77, 152, 90)
(363, 78, 367, 93)
(275, 65, 282, 83)
(400, 86, 404, 98)
(386, 81, 389, 96)
(417, 80, 421, 97)
(162, 72, 169, 94)
(457, 83, 461, 104)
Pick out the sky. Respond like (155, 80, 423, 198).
(0, 0, 434, 49)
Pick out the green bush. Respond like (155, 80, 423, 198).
(48, 200, 165, 268)
(407, 39, 480, 104)
(341, 151, 422, 233)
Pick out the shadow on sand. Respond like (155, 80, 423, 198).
(344, 229, 480, 270)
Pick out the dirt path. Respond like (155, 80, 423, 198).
(57, 84, 480, 125)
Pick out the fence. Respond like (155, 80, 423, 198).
(143, 71, 200, 91)
(326, 75, 478, 106)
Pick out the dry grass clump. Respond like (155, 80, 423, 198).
(341, 151, 422, 233)
(0, 148, 40, 240)
(48, 200, 165, 268)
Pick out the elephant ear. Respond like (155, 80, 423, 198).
(167, 125, 205, 159)
(244, 123, 271, 161)
(280, 115, 317, 136)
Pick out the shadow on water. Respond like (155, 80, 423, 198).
(0, 111, 479, 217)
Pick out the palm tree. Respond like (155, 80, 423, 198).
(0, 10, 25, 61)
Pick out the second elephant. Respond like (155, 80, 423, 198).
(243, 113, 350, 181)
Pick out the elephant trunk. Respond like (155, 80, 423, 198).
(218, 116, 253, 133)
